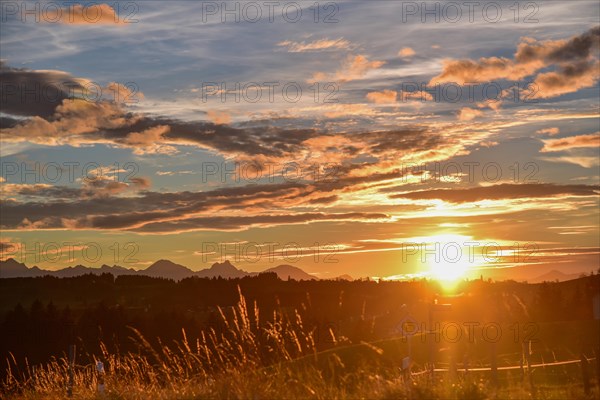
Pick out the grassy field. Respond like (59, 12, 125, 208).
(2, 291, 598, 400)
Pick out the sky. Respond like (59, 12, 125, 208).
(0, 0, 599, 281)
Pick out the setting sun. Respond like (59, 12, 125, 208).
(408, 234, 476, 282)
(429, 255, 469, 282)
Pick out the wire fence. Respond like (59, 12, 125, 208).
(428, 357, 596, 372)
(405, 353, 599, 396)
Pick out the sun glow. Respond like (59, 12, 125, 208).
(429, 256, 470, 281)
(418, 234, 475, 283)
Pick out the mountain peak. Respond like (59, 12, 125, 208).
(148, 259, 188, 270)
(0, 258, 40, 278)
(263, 264, 317, 281)
(1, 258, 25, 267)
(197, 260, 246, 278)
(531, 269, 581, 283)
(145, 259, 194, 280)
(209, 260, 237, 271)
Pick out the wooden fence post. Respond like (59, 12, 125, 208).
(525, 340, 535, 395)
(580, 353, 591, 395)
(67, 344, 76, 397)
(428, 303, 434, 384)
(66, 320, 76, 397)
(520, 347, 524, 383)
(449, 355, 457, 383)
(595, 347, 600, 390)
(490, 342, 498, 388)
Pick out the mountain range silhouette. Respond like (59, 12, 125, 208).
(0, 258, 329, 281)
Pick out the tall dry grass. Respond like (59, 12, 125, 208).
(1, 287, 327, 399)
(2, 287, 596, 399)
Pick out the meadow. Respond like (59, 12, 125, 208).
(1, 275, 599, 399)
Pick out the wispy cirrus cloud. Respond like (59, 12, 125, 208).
(310, 54, 386, 82)
(1, 174, 150, 199)
(277, 38, 351, 52)
(388, 183, 599, 203)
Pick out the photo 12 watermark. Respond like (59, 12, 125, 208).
(399, 161, 540, 184)
(200, 81, 339, 104)
(197, 1, 340, 23)
(0, 81, 143, 105)
(0, 241, 140, 264)
(197, 241, 341, 264)
(192, 161, 342, 184)
(399, 241, 539, 264)
(0, 1, 139, 24)
(0, 161, 140, 184)
(396, 81, 541, 104)
(398, 318, 540, 344)
(396, 1, 539, 24)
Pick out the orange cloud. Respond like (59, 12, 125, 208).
(44, 4, 126, 25)
(3, 99, 136, 145)
(536, 127, 560, 136)
(366, 90, 397, 104)
(457, 107, 483, 121)
(398, 47, 416, 58)
(400, 90, 433, 102)
(106, 82, 144, 103)
(122, 125, 176, 155)
(530, 61, 600, 99)
(430, 26, 600, 99)
(430, 57, 531, 85)
(541, 133, 600, 152)
(207, 110, 232, 125)
(1, 175, 151, 199)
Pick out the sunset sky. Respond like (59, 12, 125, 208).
(1, 1, 599, 280)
